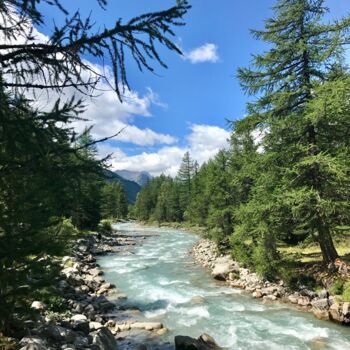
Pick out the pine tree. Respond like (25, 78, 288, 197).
(177, 151, 196, 212)
(237, 0, 350, 265)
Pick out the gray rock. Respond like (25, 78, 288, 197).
(73, 335, 89, 348)
(73, 320, 90, 335)
(71, 314, 88, 322)
(20, 336, 47, 347)
(311, 298, 329, 311)
(31, 301, 46, 311)
(39, 325, 63, 341)
(175, 333, 223, 350)
(318, 289, 329, 299)
(329, 303, 343, 323)
(211, 258, 237, 281)
(20, 344, 47, 350)
(342, 302, 350, 317)
(92, 327, 118, 350)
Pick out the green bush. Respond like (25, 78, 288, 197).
(252, 244, 280, 281)
(341, 287, 350, 301)
(229, 235, 252, 268)
(342, 285, 350, 302)
(329, 279, 344, 295)
(98, 219, 113, 235)
(58, 217, 79, 237)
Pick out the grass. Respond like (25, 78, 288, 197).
(278, 238, 350, 264)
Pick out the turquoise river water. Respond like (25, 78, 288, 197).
(98, 222, 350, 350)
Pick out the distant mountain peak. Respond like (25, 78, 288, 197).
(103, 169, 141, 203)
(115, 170, 152, 187)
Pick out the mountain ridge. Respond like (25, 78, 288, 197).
(115, 169, 152, 187)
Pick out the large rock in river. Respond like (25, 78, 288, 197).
(211, 256, 239, 281)
(175, 333, 223, 350)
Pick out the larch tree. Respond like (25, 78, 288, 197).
(237, 0, 350, 265)
(177, 151, 196, 211)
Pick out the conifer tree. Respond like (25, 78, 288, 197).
(236, 0, 350, 265)
(177, 151, 196, 211)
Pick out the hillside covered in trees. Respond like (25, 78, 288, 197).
(133, 0, 350, 285)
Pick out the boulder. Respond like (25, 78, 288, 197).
(89, 268, 103, 277)
(318, 289, 329, 299)
(92, 327, 118, 350)
(175, 333, 223, 350)
(39, 325, 63, 341)
(19, 336, 47, 348)
(264, 294, 277, 301)
(311, 298, 329, 311)
(211, 257, 238, 281)
(329, 303, 343, 323)
(130, 322, 163, 330)
(72, 320, 90, 335)
(252, 290, 263, 298)
(288, 295, 299, 304)
(342, 302, 350, 317)
(73, 335, 89, 348)
(89, 322, 104, 331)
(297, 296, 310, 307)
(71, 314, 88, 322)
(31, 301, 46, 311)
(313, 308, 329, 320)
(20, 344, 46, 350)
(115, 323, 131, 332)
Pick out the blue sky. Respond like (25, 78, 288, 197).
(37, 0, 350, 176)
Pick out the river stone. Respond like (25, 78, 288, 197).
(73, 320, 90, 335)
(130, 322, 163, 330)
(191, 295, 206, 304)
(71, 314, 88, 322)
(90, 322, 103, 331)
(211, 257, 237, 281)
(39, 325, 64, 341)
(297, 296, 310, 307)
(313, 308, 330, 320)
(73, 335, 89, 348)
(311, 298, 329, 310)
(92, 327, 117, 350)
(31, 301, 46, 310)
(20, 336, 47, 347)
(342, 302, 350, 317)
(20, 344, 46, 350)
(329, 303, 343, 322)
(288, 294, 299, 304)
(252, 290, 263, 298)
(115, 323, 131, 332)
(89, 268, 103, 277)
(175, 333, 223, 350)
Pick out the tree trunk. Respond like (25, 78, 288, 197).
(317, 225, 338, 265)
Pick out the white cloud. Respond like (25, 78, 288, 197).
(183, 43, 219, 64)
(4, 17, 175, 147)
(100, 124, 230, 177)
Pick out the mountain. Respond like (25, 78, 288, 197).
(115, 170, 152, 187)
(103, 169, 141, 204)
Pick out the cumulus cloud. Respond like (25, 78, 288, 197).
(100, 124, 230, 177)
(6, 19, 175, 147)
(33, 65, 175, 146)
(183, 43, 219, 64)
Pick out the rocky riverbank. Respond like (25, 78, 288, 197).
(17, 230, 170, 350)
(191, 239, 350, 326)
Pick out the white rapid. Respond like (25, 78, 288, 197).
(98, 223, 350, 350)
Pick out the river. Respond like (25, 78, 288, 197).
(98, 222, 350, 350)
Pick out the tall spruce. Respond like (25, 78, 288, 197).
(237, 0, 350, 265)
(177, 151, 196, 212)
